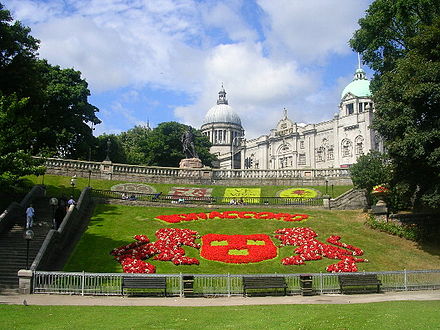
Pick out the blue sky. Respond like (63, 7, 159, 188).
(5, 0, 373, 138)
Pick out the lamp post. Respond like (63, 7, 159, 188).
(231, 136, 244, 169)
(325, 177, 329, 195)
(24, 229, 34, 269)
(70, 175, 77, 197)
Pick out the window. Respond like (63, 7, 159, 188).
(298, 154, 306, 165)
(300, 140, 305, 149)
(359, 103, 363, 113)
(346, 103, 354, 115)
(342, 139, 352, 157)
(316, 147, 325, 162)
(355, 136, 364, 155)
(327, 147, 334, 160)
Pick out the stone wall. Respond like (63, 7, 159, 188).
(41, 157, 352, 186)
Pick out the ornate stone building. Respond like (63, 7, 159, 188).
(201, 67, 382, 169)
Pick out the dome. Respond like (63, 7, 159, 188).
(203, 103, 242, 125)
(202, 86, 242, 126)
(341, 68, 371, 99)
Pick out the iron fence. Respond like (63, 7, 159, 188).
(32, 269, 440, 297)
(91, 189, 325, 207)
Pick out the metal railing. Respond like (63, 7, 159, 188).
(91, 189, 325, 206)
(32, 269, 440, 296)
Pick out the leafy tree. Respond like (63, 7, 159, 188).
(351, 0, 440, 210)
(93, 134, 127, 163)
(115, 122, 215, 167)
(350, 151, 391, 193)
(119, 125, 152, 164)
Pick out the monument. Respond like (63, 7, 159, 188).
(179, 128, 203, 168)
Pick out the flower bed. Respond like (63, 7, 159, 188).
(201, 233, 277, 263)
(155, 211, 309, 223)
(275, 227, 366, 272)
(111, 211, 366, 273)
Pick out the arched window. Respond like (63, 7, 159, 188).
(355, 136, 364, 155)
(316, 146, 325, 162)
(341, 139, 352, 158)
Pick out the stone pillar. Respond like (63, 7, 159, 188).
(323, 195, 331, 209)
(100, 160, 113, 180)
(18, 269, 33, 294)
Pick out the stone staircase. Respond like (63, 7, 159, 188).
(0, 197, 52, 293)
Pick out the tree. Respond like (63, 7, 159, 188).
(119, 125, 152, 164)
(0, 4, 100, 157)
(350, 151, 391, 193)
(93, 134, 127, 163)
(350, 0, 440, 210)
(115, 122, 215, 167)
(0, 4, 100, 189)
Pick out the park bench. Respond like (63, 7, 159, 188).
(243, 276, 287, 296)
(121, 276, 167, 296)
(338, 274, 382, 294)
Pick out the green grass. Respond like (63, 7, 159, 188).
(64, 204, 440, 274)
(1, 301, 440, 329)
(25, 174, 352, 199)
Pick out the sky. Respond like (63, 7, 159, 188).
(4, 0, 373, 139)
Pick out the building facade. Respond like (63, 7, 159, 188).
(201, 68, 382, 170)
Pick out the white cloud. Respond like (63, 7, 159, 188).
(4, 0, 373, 138)
(175, 42, 317, 138)
(257, 0, 370, 62)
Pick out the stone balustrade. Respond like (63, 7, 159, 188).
(37, 157, 352, 186)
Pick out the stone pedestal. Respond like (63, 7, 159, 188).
(322, 195, 331, 209)
(100, 160, 113, 180)
(18, 269, 33, 294)
(179, 158, 203, 169)
(371, 199, 388, 215)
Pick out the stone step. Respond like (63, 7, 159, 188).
(0, 197, 53, 290)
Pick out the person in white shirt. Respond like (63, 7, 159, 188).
(25, 204, 35, 229)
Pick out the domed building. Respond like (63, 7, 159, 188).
(202, 66, 383, 169)
(201, 85, 244, 168)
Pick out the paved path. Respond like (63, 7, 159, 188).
(1, 291, 439, 307)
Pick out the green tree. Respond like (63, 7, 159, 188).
(0, 3, 100, 190)
(350, 0, 440, 210)
(0, 4, 100, 156)
(350, 151, 391, 193)
(119, 125, 152, 164)
(116, 122, 215, 167)
(93, 134, 127, 163)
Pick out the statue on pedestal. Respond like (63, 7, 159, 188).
(181, 128, 198, 159)
(180, 128, 202, 169)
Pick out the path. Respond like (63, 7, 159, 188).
(1, 291, 439, 307)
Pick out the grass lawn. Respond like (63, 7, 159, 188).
(1, 301, 440, 329)
(64, 204, 440, 274)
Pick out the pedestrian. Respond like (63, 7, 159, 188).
(25, 204, 35, 229)
(54, 205, 65, 230)
(67, 196, 76, 208)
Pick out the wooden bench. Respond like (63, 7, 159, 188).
(243, 276, 287, 296)
(338, 274, 382, 294)
(122, 277, 167, 296)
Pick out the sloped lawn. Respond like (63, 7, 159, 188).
(64, 204, 440, 274)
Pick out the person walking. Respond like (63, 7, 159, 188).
(25, 204, 35, 229)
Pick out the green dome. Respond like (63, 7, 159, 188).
(341, 68, 371, 99)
